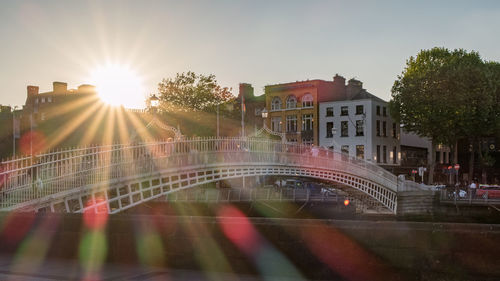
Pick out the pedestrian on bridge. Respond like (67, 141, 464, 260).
(469, 180, 477, 199)
(311, 145, 319, 157)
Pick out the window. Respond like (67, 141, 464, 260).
(436, 151, 441, 163)
(392, 123, 397, 138)
(286, 115, 297, 132)
(382, 121, 387, 137)
(341, 121, 348, 137)
(356, 145, 364, 159)
(271, 117, 282, 132)
(302, 93, 313, 107)
(326, 107, 334, 117)
(286, 95, 297, 109)
(302, 114, 313, 131)
(356, 105, 364, 115)
(341, 145, 349, 155)
(376, 105, 380, 115)
(271, 97, 282, 110)
(355, 120, 364, 136)
(383, 145, 387, 163)
(393, 146, 397, 164)
(48, 96, 52, 102)
(376, 120, 380, 136)
(383, 107, 387, 117)
(41, 112, 46, 121)
(326, 122, 334, 138)
(35, 98, 38, 104)
(341, 106, 348, 116)
(41, 97, 45, 103)
(376, 145, 381, 163)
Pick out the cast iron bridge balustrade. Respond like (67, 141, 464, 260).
(0, 138, 399, 214)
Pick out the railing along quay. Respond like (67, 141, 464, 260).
(439, 189, 500, 206)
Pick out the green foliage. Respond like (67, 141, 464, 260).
(156, 71, 234, 112)
(390, 47, 497, 145)
(485, 61, 500, 137)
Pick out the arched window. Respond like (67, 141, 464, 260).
(302, 93, 313, 107)
(271, 96, 282, 111)
(286, 95, 297, 109)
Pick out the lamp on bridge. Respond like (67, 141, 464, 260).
(261, 108, 268, 128)
(148, 94, 160, 111)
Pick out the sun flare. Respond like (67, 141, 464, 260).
(89, 63, 145, 108)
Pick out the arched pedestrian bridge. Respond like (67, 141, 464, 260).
(0, 138, 400, 214)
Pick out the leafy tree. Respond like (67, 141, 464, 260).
(389, 48, 496, 183)
(156, 71, 234, 112)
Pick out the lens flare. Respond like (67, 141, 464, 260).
(19, 130, 47, 155)
(217, 205, 258, 255)
(0, 212, 36, 246)
(83, 197, 109, 230)
(79, 230, 107, 277)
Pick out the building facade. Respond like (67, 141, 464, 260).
(318, 80, 400, 166)
(23, 81, 99, 123)
(264, 77, 345, 145)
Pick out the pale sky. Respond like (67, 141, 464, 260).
(1, 0, 499, 108)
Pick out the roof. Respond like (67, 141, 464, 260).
(350, 90, 386, 103)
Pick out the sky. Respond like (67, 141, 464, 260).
(1, 0, 499, 108)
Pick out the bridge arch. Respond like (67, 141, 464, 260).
(0, 138, 399, 214)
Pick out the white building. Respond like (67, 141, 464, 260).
(319, 81, 400, 166)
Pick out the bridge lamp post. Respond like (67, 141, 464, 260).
(148, 94, 160, 113)
(260, 108, 269, 186)
(261, 108, 268, 128)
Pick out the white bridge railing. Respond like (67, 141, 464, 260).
(0, 137, 398, 211)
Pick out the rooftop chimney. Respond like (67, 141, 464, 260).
(239, 83, 254, 100)
(27, 85, 39, 97)
(333, 74, 346, 85)
(332, 74, 346, 100)
(53, 81, 68, 93)
(346, 78, 363, 100)
(77, 84, 97, 94)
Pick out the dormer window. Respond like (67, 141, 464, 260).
(302, 93, 313, 107)
(271, 96, 282, 111)
(286, 95, 297, 109)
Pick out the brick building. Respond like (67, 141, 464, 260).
(264, 75, 346, 145)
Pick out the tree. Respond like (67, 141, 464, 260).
(389, 48, 495, 183)
(156, 71, 234, 112)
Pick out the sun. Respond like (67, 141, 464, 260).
(89, 63, 145, 108)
